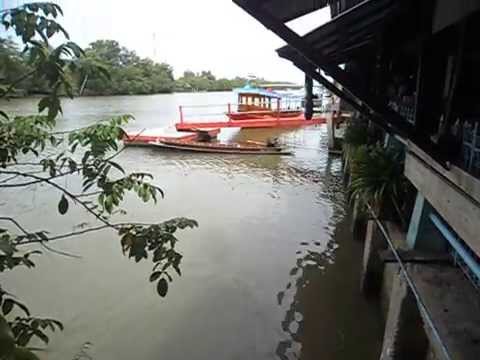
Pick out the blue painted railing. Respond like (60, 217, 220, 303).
(429, 213, 480, 286)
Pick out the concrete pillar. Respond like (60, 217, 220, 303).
(304, 74, 313, 120)
(350, 198, 366, 241)
(406, 194, 448, 252)
(326, 113, 335, 150)
(361, 220, 387, 296)
(380, 270, 428, 360)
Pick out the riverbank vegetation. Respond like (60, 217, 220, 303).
(1, 37, 278, 96)
(0, 3, 197, 359)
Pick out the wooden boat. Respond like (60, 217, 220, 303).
(227, 110, 303, 121)
(123, 127, 220, 146)
(227, 84, 303, 121)
(150, 139, 292, 155)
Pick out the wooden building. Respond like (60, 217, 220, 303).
(233, 1, 480, 359)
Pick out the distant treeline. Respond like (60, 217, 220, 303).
(0, 39, 284, 96)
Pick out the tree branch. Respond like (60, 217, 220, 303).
(0, 70, 37, 99)
(0, 169, 77, 188)
(17, 221, 157, 245)
(0, 216, 30, 235)
(0, 169, 111, 227)
(74, 191, 102, 198)
(0, 217, 80, 258)
(39, 242, 81, 259)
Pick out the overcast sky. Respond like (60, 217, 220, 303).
(3, 0, 330, 83)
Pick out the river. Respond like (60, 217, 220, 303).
(1, 92, 383, 360)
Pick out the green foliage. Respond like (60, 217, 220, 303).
(348, 144, 407, 217)
(0, 3, 198, 359)
(342, 119, 369, 168)
(343, 120, 369, 148)
(175, 71, 249, 92)
(81, 41, 176, 95)
(119, 218, 198, 297)
(1, 34, 255, 96)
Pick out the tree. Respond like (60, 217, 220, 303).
(200, 70, 215, 82)
(182, 70, 195, 79)
(0, 3, 197, 359)
(81, 41, 175, 95)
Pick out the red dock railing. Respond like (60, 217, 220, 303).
(174, 103, 328, 131)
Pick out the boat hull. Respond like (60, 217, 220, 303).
(227, 110, 303, 121)
(150, 140, 292, 155)
(123, 128, 220, 146)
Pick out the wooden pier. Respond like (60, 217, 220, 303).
(175, 114, 326, 131)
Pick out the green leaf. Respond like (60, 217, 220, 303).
(0, 110, 8, 120)
(0, 237, 14, 256)
(51, 319, 64, 331)
(156, 278, 168, 297)
(108, 161, 125, 174)
(32, 329, 49, 344)
(11, 300, 30, 316)
(16, 331, 32, 347)
(149, 271, 162, 282)
(58, 195, 68, 215)
(2, 299, 14, 315)
(173, 265, 182, 277)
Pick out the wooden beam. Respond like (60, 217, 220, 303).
(405, 151, 480, 257)
(236, 1, 416, 133)
(290, 59, 374, 120)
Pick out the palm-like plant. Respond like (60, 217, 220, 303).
(348, 144, 407, 225)
(343, 119, 369, 169)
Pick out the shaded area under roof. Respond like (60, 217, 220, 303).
(233, 0, 331, 23)
(277, 0, 399, 65)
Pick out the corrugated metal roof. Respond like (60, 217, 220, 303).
(233, 0, 331, 23)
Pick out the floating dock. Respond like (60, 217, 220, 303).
(175, 114, 326, 131)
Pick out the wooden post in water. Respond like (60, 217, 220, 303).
(227, 103, 232, 123)
(327, 112, 336, 150)
(179, 106, 184, 124)
(276, 98, 280, 122)
(304, 74, 313, 120)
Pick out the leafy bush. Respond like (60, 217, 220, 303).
(348, 144, 407, 220)
(344, 120, 369, 147)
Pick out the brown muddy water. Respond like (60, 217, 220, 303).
(1, 92, 383, 360)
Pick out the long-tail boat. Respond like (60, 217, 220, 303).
(149, 138, 292, 155)
(123, 127, 220, 146)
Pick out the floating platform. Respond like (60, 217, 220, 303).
(175, 115, 326, 131)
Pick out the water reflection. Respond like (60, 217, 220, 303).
(274, 154, 346, 360)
